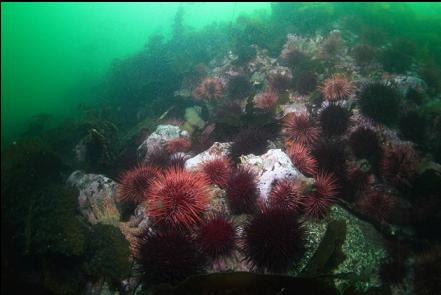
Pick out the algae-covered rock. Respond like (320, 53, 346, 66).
(83, 223, 131, 288)
(67, 170, 121, 226)
(299, 205, 388, 293)
(30, 184, 87, 257)
(1, 138, 69, 253)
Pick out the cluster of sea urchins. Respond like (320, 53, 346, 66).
(113, 28, 435, 288)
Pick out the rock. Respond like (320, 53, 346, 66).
(391, 75, 427, 95)
(296, 205, 388, 292)
(278, 101, 309, 118)
(137, 124, 189, 161)
(330, 205, 388, 292)
(240, 149, 305, 199)
(185, 142, 232, 170)
(67, 170, 120, 226)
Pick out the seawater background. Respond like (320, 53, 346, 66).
(2, 2, 441, 146)
(1, 2, 270, 146)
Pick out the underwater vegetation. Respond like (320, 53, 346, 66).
(3, 2, 441, 295)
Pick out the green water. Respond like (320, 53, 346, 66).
(1, 2, 270, 145)
(2, 2, 440, 146)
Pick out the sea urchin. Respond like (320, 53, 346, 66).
(138, 230, 206, 285)
(200, 156, 232, 188)
(304, 171, 339, 219)
(318, 102, 351, 137)
(268, 178, 304, 213)
(117, 164, 159, 204)
(242, 206, 305, 273)
(147, 167, 210, 229)
(287, 142, 318, 176)
(282, 112, 319, 146)
(197, 215, 236, 260)
(320, 74, 354, 101)
(225, 166, 259, 215)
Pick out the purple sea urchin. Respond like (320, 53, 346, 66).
(138, 230, 206, 285)
(225, 166, 259, 215)
(242, 206, 305, 273)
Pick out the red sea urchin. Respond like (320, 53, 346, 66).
(117, 164, 159, 204)
(253, 90, 278, 110)
(192, 77, 223, 101)
(165, 137, 192, 154)
(242, 206, 305, 273)
(197, 215, 236, 260)
(147, 167, 210, 229)
(282, 112, 319, 146)
(380, 143, 419, 188)
(304, 171, 339, 219)
(268, 179, 304, 213)
(226, 166, 259, 215)
(138, 230, 206, 285)
(200, 156, 232, 188)
(320, 74, 354, 101)
(287, 142, 318, 176)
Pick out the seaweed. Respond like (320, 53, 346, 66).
(301, 220, 347, 277)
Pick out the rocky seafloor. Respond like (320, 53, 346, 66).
(64, 30, 440, 295)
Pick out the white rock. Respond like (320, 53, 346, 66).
(185, 142, 232, 170)
(67, 170, 120, 225)
(137, 124, 189, 161)
(240, 149, 303, 200)
(279, 102, 308, 118)
(391, 75, 427, 94)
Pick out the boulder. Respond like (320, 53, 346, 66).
(137, 124, 189, 161)
(67, 170, 120, 226)
(185, 142, 232, 171)
(240, 149, 305, 199)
